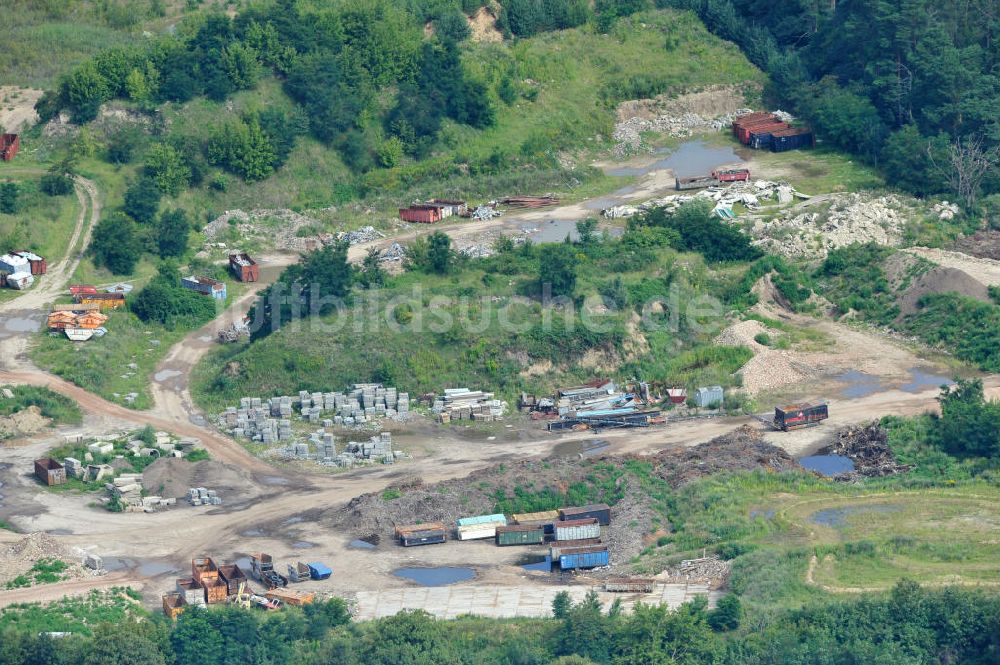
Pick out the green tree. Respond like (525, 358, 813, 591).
(221, 42, 262, 90)
(83, 623, 165, 665)
(144, 143, 191, 196)
(428, 231, 453, 275)
(171, 609, 223, 665)
(92, 212, 143, 275)
(61, 62, 110, 122)
(552, 590, 572, 619)
(156, 209, 190, 258)
(539, 242, 577, 298)
(435, 9, 472, 42)
(358, 247, 386, 289)
(929, 379, 1000, 458)
(123, 177, 162, 224)
(0, 183, 19, 214)
(708, 593, 741, 631)
(206, 116, 277, 181)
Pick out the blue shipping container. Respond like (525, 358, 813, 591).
(559, 549, 609, 570)
(307, 563, 332, 580)
(457, 513, 507, 527)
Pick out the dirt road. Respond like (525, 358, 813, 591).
(904, 247, 1000, 288)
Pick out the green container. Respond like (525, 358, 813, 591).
(495, 526, 545, 546)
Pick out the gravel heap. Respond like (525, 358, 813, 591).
(714, 320, 774, 353)
(0, 533, 90, 585)
(337, 226, 384, 245)
(749, 193, 910, 259)
(736, 350, 817, 395)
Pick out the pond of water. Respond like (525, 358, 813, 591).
(604, 140, 743, 177)
(901, 367, 953, 393)
(393, 567, 476, 587)
(348, 539, 377, 550)
(809, 504, 901, 528)
(837, 370, 886, 398)
(799, 454, 855, 476)
(521, 556, 552, 572)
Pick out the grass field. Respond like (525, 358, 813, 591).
(637, 470, 1000, 608)
(0, 588, 145, 635)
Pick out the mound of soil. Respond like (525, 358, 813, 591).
(952, 230, 1000, 260)
(0, 532, 88, 585)
(0, 406, 50, 440)
(897, 266, 989, 315)
(651, 425, 798, 487)
(142, 458, 259, 502)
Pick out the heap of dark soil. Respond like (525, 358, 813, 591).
(651, 425, 798, 487)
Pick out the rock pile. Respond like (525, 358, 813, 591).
(0, 533, 90, 586)
(381, 242, 406, 262)
(932, 200, 961, 220)
(337, 226, 384, 245)
(204, 209, 323, 252)
(612, 108, 754, 157)
(748, 193, 910, 259)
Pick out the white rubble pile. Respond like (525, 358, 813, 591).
(337, 226, 384, 245)
(612, 108, 754, 157)
(932, 200, 960, 220)
(381, 242, 406, 262)
(748, 193, 910, 259)
(605, 180, 805, 219)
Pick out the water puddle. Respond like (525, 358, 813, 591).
(260, 476, 290, 486)
(799, 454, 855, 476)
(604, 140, 744, 177)
(241, 529, 265, 537)
(749, 509, 775, 520)
(393, 567, 476, 586)
(101, 556, 133, 572)
(521, 556, 552, 572)
(138, 561, 178, 576)
(901, 367, 953, 393)
(3, 316, 40, 333)
(291, 541, 316, 549)
(154, 369, 182, 382)
(809, 504, 901, 528)
(836, 370, 886, 398)
(348, 539, 377, 550)
(46, 528, 73, 535)
(283, 516, 305, 525)
(552, 439, 611, 459)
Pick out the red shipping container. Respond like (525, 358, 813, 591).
(731, 113, 774, 137)
(0, 134, 19, 162)
(399, 206, 443, 223)
(739, 121, 788, 144)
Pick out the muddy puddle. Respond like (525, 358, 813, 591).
(154, 369, 182, 382)
(520, 555, 552, 572)
(393, 567, 476, 586)
(291, 541, 316, 549)
(836, 370, 885, 398)
(552, 439, 611, 459)
(2, 316, 40, 333)
(348, 539, 377, 550)
(521, 220, 623, 244)
(604, 140, 744, 177)
(138, 561, 178, 576)
(900, 368, 952, 393)
(809, 504, 901, 528)
(799, 454, 855, 476)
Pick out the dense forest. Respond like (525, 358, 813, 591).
(664, 0, 1000, 206)
(1, 582, 998, 664)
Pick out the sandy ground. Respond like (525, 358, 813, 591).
(1, 153, 999, 613)
(0, 87, 43, 134)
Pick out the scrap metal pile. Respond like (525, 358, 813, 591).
(529, 379, 660, 431)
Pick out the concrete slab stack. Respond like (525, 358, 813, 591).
(433, 388, 507, 423)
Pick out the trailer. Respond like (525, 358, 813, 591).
(396, 523, 448, 547)
(495, 524, 545, 546)
(773, 403, 828, 431)
(559, 504, 611, 526)
(769, 127, 815, 152)
(557, 546, 609, 570)
(554, 518, 601, 542)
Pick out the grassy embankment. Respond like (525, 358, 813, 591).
(0, 588, 145, 635)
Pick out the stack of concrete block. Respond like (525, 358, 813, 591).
(109, 473, 144, 507)
(345, 431, 394, 464)
(187, 487, 222, 506)
(63, 457, 84, 479)
(88, 441, 114, 456)
(433, 389, 507, 423)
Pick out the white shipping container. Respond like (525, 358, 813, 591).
(457, 523, 502, 541)
(555, 523, 601, 541)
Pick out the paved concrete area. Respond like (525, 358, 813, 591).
(354, 583, 722, 620)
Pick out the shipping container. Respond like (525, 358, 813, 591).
(399, 205, 444, 223)
(266, 588, 315, 606)
(162, 593, 185, 619)
(192, 556, 220, 584)
(69, 285, 98, 296)
(711, 168, 750, 183)
(747, 122, 789, 149)
(33, 458, 66, 486)
(495, 524, 546, 546)
(675, 175, 718, 191)
(13, 251, 46, 275)
(308, 562, 332, 580)
(0, 134, 20, 162)
(201, 577, 229, 604)
(736, 118, 786, 144)
(774, 402, 828, 430)
(176, 577, 206, 606)
(693, 385, 724, 408)
(554, 518, 601, 541)
(395, 522, 447, 537)
(559, 504, 612, 526)
(218, 563, 247, 596)
(731, 113, 774, 137)
(769, 127, 814, 152)
(456, 513, 508, 527)
(182, 275, 227, 300)
(75, 293, 126, 310)
(558, 546, 609, 570)
(549, 538, 602, 559)
(512, 510, 559, 525)
(457, 523, 501, 541)
(229, 252, 259, 282)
